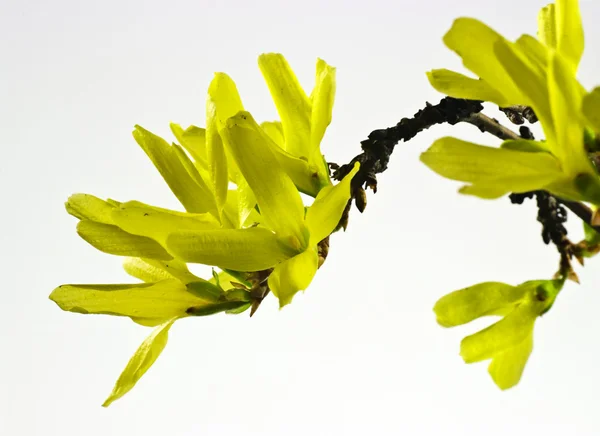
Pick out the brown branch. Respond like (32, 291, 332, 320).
(463, 113, 521, 140)
(499, 105, 538, 124)
(332, 97, 485, 224)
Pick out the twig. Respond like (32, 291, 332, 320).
(332, 97, 484, 218)
(463, 113, 520, 140)
(499, 105, 538, 124)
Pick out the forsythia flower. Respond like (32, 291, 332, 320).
(422, 0, 600, 203)
(434, 279, 563, 389)
(50, 54, 358, 406)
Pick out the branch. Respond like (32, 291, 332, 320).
(332, 97, 484, 213)
(463, 113, 520, 140)
(558, 200, 599, 230)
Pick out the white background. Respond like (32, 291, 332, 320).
(2, 0, 600, 434)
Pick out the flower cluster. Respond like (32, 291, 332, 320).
(426, 0, 599, 389)
(50, 54, 358, 406)
(423, 0, 600, 203)
(434, 279, 562, 389)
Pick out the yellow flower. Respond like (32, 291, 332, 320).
(50, 54, 357, 405)
(422, 0, 600, 203)
(171, 54, 337, 199)
(434, 279, 562, 389)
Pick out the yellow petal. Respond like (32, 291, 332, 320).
(427, 69, 506, 104)
(133, 126, 214, 213)
(493, 39, 554, 142)
(306, 162, 359, 245)
(515, 35, 548, 71)
(433, 282, 526, 327)
(556, 0, 584, 70)
(220, 189, 241, 229)
(50, 279, 204, 319)
(261, 121, 285, 148)
(77, 220, 172, 260)
(309, 58, 336, 184)
(488, 332, 534, 390)
(65, 194, 116, 224)
(262, 120, 326, 196)
(112, 201, 219, 246)
(268, 246, 319, 308)
(443, 18, 519, 106)
(166, 227, 297, 271)
(548, 52, 590, 176)
(221, 112, 308, 246)
(102, 318, 176, 407)
(582, 87, 600, 133)
(309, 59, 335, 149)
(460, 300, 538, 363)
(500, 139, 549, 153)
(122, 257, 200, 284)
(258, 53, 311, 158)
(235, 176, 257, 227)
(457, 183, 509, 199)
(169, 123, 208, 169)
(171, 143, 215, 210)
(206, 73, 245, 216)
(420, 137, 562, 196)
(538, 3, 557, 48)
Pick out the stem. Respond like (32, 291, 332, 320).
(463, 113, 520, 140)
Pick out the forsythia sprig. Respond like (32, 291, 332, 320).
(50, 54, 358, 406)
(425, 0, 600, 389)
(51, 0, 600, 403)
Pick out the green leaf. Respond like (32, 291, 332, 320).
(268, 246, 319, 308)
(583, 222, 600, 245)
(49, 279, 206, 320)
(133, 125, 214, 213)
(102, 318, 176, 407)
(433, 282, 525, 328)
(488, 332, 533, 390)
(225, 302, 252, 314)
(427, 69, 506, 104)
(186, 300, 249, 316)
(420, 137, 562, 197)
(185, 281, 223, 302)
(221, 112, 308, 247)
(77, 220, 173, 260)
(166, 227, 297, 271)
(306, 162, 359, 245)
(220, 269, 251, 288)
